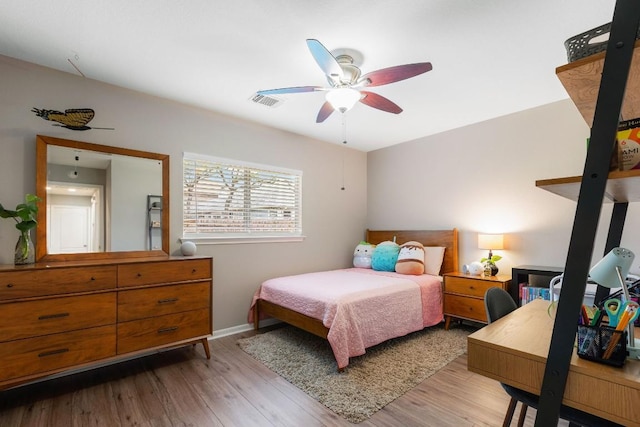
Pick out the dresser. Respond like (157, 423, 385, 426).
(442, 272, 511, 329)
(0, 256, 212, 390)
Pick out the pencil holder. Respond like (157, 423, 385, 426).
(577, 325, 627, 367)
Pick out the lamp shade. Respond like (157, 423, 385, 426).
(325, 88, 361, 113)
(478, 234, 504, 250)
(589, 247, 635, 288)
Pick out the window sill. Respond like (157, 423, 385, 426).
(180, 235, 305, 245)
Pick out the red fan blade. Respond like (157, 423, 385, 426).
(257, 86, 322, 95)
(359, 91, 403, 114)
(359, 62, 432, 87)
(306, 39, 344, 80)
(316, 101, 334, 123)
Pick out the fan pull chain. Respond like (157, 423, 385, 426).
(342, 113, 347, 145)
(341, 113, 347, 190)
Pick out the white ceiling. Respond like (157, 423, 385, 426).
(0, 1, 616, 151)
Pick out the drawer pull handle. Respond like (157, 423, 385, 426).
(158, 298, 178, 304)
(90, 277, 96, 281)
(6, 283, 13, 288)
(137, 273, 142, 277)
(38, 312, 70, 320)
(38, 348, 69, 358)
(158, 326, 179, 334)
(192, 269, 197, 273)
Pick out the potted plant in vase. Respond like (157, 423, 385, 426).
(0, 194, 41, 265)
(480, 254, 502, 276)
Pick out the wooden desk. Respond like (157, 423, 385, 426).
(467, 299, 640, 426)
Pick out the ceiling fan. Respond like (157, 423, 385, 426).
(256, 39, 433, 123)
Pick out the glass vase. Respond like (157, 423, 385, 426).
(14, 231, 35, 265)
(483, 261, 499, 277)
(483, 262, 493, 277)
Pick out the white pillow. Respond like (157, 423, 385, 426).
(423, 246, 446, 276)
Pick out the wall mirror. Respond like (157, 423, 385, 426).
(36, 135, 170, 262)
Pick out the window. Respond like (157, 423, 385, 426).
(183, 153, 303, 243)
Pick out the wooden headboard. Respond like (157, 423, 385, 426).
(365, 228, 459, 275)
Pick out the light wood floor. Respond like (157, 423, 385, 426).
(0, 326, 569, 427)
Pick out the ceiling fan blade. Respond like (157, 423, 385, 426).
(257, 86, 322, 95)
(359, 91, 403, 114)
(316, 101, 334, 123)
(359, 62, 432, 87)
(306, 39, 344, 81)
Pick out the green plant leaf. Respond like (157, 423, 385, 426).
(0, 194, 41, 231)
(16, 220, 36, 232)
(0, 203, 18, 219)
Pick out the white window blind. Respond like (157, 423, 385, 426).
(183, 153, 302, 240)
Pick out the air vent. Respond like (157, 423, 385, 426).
(249, 93, 284, 108)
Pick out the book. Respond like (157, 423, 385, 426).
(521, 286, 551, 305)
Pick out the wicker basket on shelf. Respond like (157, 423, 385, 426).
(564, 22, 640, 62)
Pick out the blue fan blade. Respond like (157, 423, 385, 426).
(306, 39, 344, 80)
(257, 86, 321, 95)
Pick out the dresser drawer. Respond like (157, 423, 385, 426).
(117, 259, 211, 288)
(117, 308, 211, 354)
(0, 325, 116, 383)
(444, 276, 496, 298)
(444, 294, 487, 322)
(118, 282, 210, 322)
(0, 293, 116, 341)
(0, 266, 117, 301)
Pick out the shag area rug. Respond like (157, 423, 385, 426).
(237, 324, 471, 423)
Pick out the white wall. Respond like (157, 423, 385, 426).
(4, 52, 637, 332)
(368, 99, 640, 277)
(0, 55, 368, 330)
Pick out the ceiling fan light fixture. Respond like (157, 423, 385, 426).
(326, 88, 361, 113)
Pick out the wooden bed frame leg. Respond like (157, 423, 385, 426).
(253, 300, 260, 331)
(444, 316, 451, 330)
(201, 338, 211, 359)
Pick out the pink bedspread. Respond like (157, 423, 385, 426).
(249, 268, 443, 369)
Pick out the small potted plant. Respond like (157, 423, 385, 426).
(0, 194, 41, 265)
(481, 254, 502, 276)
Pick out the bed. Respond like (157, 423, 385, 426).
(250, 228, 459, 369)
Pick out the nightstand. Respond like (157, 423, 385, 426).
(443, 272, 511, 330)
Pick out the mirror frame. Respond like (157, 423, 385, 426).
(35, 135, 170, 262)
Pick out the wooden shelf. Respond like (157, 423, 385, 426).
(541, 42, 640, 203)
(536, 168, 640, 203)
(556, 40, 640, 126)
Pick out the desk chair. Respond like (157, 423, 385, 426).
(483, 287, 622, 427)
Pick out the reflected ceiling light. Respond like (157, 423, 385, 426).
(326, 88, 361, 113)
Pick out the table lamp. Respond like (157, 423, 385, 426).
(478, 234, 504, 275)
(589, 247, 639, 358)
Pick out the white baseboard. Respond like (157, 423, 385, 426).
(211, 318, 281, 339)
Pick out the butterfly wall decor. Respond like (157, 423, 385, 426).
(31, 108, 114, 131)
